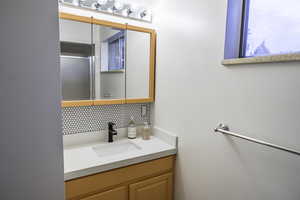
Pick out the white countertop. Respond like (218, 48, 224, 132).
(64, 129, 177, 181)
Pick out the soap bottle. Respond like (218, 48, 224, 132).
(127, 116, 137, 139)
(142, 122, 151, 140)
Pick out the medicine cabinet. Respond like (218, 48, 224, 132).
(59, 13, 156, 107)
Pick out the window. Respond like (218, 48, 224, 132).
(241, 0, 300, 57)
(224, 0, 300, 61)
(107, 31, 125, 71)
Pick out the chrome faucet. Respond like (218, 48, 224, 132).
(108, 122, 118, 143)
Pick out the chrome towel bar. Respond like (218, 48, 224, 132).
(214, 123, 300, 156)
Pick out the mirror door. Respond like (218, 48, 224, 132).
(59, 13, 156, 107)
(93, 23, 126, 103)
(59, 18, 93, 101)
(126, 30, 151, 99)
(125, 26, 155, 103)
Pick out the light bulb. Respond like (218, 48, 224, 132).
(130, 4, 139, 12)
(140, 10, 147, 18)
(91, 2, 100, 9)
(125, 4, 138, 17)
(113, 1, 124, 11)
(97, 0, 107, 6)
(73, 0, 80, 6)
(140, 9, 152, 19)
(122, 9, 129, 16)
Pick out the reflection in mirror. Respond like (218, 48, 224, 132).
(126, 30, 150, 99)
(93, 24, 126, 100)
(59, 19, 93, 101)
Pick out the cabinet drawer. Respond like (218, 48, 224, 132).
(129, 173, 173, 200)
(81, 186, 128, 200)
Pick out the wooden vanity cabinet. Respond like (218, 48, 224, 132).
(81, 186, 128, 200)
(129, 173, 173, 200)
(65, 156, 175, 200)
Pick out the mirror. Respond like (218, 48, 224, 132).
(93, 24, 126, 100)
(59, 19, 93, 101)
(59, 13, 155, 106)
(126, 30, 151, 99)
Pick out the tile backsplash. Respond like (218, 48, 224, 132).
(62, 103, 151, 135)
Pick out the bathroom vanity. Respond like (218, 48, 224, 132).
(59, 11, 176, 200)
(63, 130, 177, 200)
(65, 156, 174, 200)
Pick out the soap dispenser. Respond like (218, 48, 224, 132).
(127, 116, 137, 139)
(142, 122, 151, 140)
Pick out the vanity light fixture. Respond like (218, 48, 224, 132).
(59, 0, 152, 22)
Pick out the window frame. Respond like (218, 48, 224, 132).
(107, 31, 125, 71)
(239, 0, 250, 58)
(224, 0, 245, 60)
(223, 0, 300, 65)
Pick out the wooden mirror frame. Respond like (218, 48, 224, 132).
(59, 13, 156, 107)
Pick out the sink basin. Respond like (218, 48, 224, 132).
(92, 141, 142, 158)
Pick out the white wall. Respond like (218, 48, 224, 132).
(151, 0, 300, 200)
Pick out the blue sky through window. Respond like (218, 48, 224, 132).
(244, 0, 300, 57)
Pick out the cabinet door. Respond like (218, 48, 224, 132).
(129, 173, 173, 200)
(81, 186, 128, 200)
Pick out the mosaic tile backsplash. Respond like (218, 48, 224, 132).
(62, 103, 151, 135)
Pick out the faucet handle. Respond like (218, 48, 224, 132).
(108, 122, 116, 129)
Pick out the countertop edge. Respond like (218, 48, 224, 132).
(64, 148, 177, 181)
